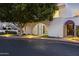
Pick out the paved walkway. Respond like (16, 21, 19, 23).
(1, 34, 79, 43)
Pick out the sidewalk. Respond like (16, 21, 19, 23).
(0, 34, 79, 43)
(21, 35, 79, 43)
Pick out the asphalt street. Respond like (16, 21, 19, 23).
(0, 37, 79, 56)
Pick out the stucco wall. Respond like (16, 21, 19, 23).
(48, 3, 79, 37)
(48, 16, 79, 37)
(23, 20, 49, 35)
(48, 18, 64, 37)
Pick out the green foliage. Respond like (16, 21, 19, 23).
(40, 34, 48, 38)
(0, 3, 14, 22)
(0, 3, 58, 27)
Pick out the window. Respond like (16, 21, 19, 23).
(3, 27, 6, 30)
(53, 10, 59, 18)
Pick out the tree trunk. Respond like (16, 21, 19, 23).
(18, 23, 25, 36)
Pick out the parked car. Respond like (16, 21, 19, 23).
(0, 26, 19, 35)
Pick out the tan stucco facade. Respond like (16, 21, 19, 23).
(22, 20, 49, 35)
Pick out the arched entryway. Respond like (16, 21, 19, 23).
(64, 20, 75, 37)
(32, 23, 48, 35)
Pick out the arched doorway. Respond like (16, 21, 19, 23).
(32, 23, 47, 35)
(64, 20, 75, 37)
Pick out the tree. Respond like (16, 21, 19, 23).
(0, 3, 58, 34)
(14, 3, 58, 31)
(0, 3, 15, 22)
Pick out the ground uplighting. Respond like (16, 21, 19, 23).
(22, 35, 40, 38)
(22, 34, 48, 39)
(0, 34, 15, 37)
(64, 37, 79, 42)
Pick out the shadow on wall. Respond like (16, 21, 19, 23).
(32, 23, 48, 35)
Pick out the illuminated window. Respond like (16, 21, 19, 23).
(53, 10, 59, 18)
